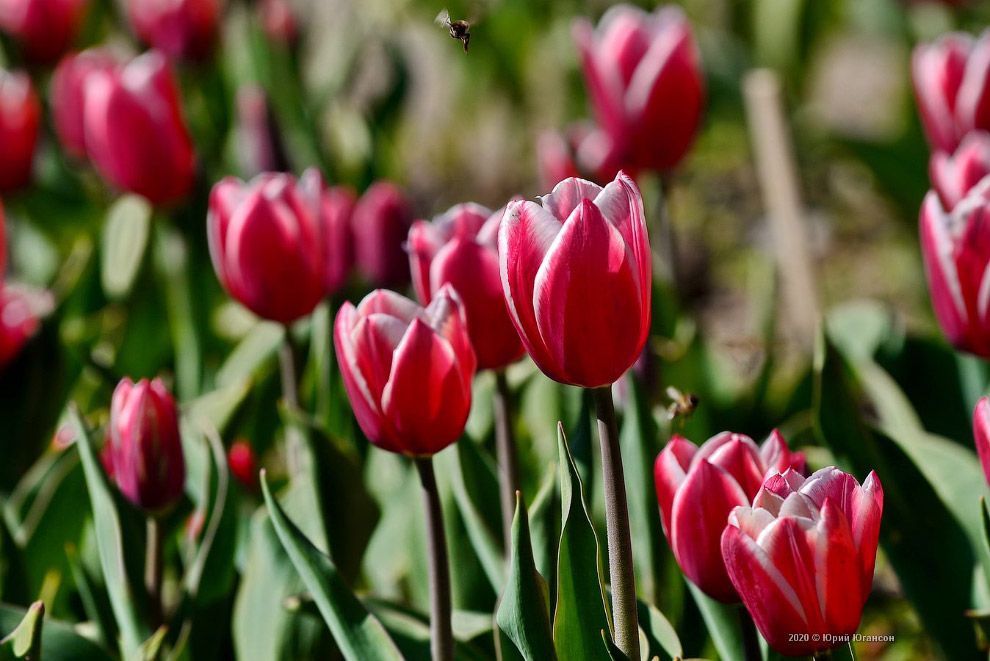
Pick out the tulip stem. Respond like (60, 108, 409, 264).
(279, 325, 303, 475)
(656, 176, 681, 289)
(145, 517, 164, 627)
(738, 606, 761, 661)
(494, 370, 520, 556)
(414, 457, 454, 661)
(591, 386, 640, 660)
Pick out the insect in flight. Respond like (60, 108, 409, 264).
(435, 8, 472, 54)
(665, 386, 699, 423)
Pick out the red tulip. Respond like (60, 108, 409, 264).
(227, 439, 258, 490)
(0, 69, 40, 193)
(722, 467, 883, 657)
(973, 397, 990, 486)
(52, 49, 118, 161)
(351, 181, 413, 288)
(127, 0, 221, 62)
(913, 31, 990, 152)
(0, 0, 88, 63)
(408, 203, 524, 371)
(930, 131, 990, 210)
(235, 84, 288, 176)
(299, 168, 354, 295)
(334, 287, 476, 456)
(499, 172, 650, 387)
(108, 377, 185, 512)
(83, 51, 195, 205)
(919, 179, 990, 357)
(208, 172, 326, 324)
(653, 430, 805, 602)
(573, 4, 704, 175)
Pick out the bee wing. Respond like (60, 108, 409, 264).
(434, 8, 451, 26)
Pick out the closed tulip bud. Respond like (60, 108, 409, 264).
(335, 287, 476, 456)
(930, 131, 990, 210)
(499, 172, 650, 387)
(51, 49, 117, 161)
(653, 430, 805, 602)
(352, 181, 413, 288)
(913, 31, 990, 152)
(919, 177, 990, 357)
(409, 203, 524, 371)
(208, 172, 326, 324)
(83, 51, 195, 205)
(127, 0, 221, 62)
(973, 397, 990, 487)
(108, 378, 185, 513)
(722, 467, 883, 657)
(299, 168, 354, 294)
(0, 69, 40, 193)
(227, 439, 258, 490)
(0, 0, 88, 64)
(235, 84, 289, 176)
(573, 4, 704, 175)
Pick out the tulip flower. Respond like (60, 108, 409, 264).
(973, 397, 990, 487)
(228, 439, 258, 490)
(51, 49, 118, 161)
(208, 172, 327, 324)
(409, 203, 524, 371)
(499, 171, 650, 388)
(722, 467, 883, 657)
(235, 84, 289, 176)
(0, 69, 40, 193)
(919, 177, 990, 357)
(127, 0, 221, 62)
(930, 131, 990, 210)
(107, 377, 185, 512)
(0, 284, 46, 369)
(913, 31, 990, 152)
(351, 181, 413, 288)
(299, 168, 354, 295)
(0, 0, 88, 63)
(573, 4, 704, 175)
(653, 430, 806, 602)
(83, 51, 195, 205)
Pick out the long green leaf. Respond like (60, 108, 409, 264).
(0, 601, 43, 660)
(636, 601, 682, 661)
(260, 473, 404, 661)
(686, 582, 745, 661)
(0, 603, 113, 661)
(101, 195, 151, 300)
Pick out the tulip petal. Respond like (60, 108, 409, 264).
(573, 18, 628, 152)
(815, 500, 863, 634)
(753, 516, 824, 634)
(407, 220, 442, 305)
(424, 284, 477, 386)
(975, 397, 990, 488)
(913, 35, 972, 151)
(956, 30, 990, 137)
(653, 435, 697, 537)
(593, 172, 651, 319)
(538, 177, 602, 221)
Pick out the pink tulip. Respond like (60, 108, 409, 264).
(0, 284, 46, 369)
(108, 378, 186, 512)
(0, 0, 88, 64)
(83, 51, 195, 205)
(351, 181, 414, 288)
(227, 439, 258, 490)
(408, 203, 524, 371)
(919, 178, 990, 357)
(913, 31, 990, 152)
(51, 49, 118, 161)
(722, 467, 883, 657)
(299, 168, 354, 295)
(653, 430, 806, 602)
(208, 172, 326, 324)
(499, 172, 650, 388)
(0, 69, 40, 193)
(127, 0, 221, 61)
(973, 397, 990, 487)
(930, 130, 990, 210)
(573, 4, 704, 175)
(334, 287, 476, 456)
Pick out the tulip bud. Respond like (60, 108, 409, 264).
(930, 131, 990, 210)
(653, 430, 805, 602)
(573, 4, 705, 175)
(722, 467, 883, 657)
(499, 172, 651, 387)
(235, 84, 289, 176)
(83, 51, 195, 205)
(334, 287, 476, 456)
(108, 378, 185, 512)
(913, 31, 990, 152)
(352, 181, 414, 288)
(227, 439, 258, 490)
(409, 203, 524, 371)
(127, 0, 221, 62)
(208, 172, 327, 324)
(0, 0, 89, 64)
(0, 69, 40, 193)
(299, 168, 354, 295)
(52, 49, 118, 161)
(919, 177, 990, 357)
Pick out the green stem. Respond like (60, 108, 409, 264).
(494, 370, 520, 557)
(591, 386, 640, 659)
(414, 457, 453, 661)
(738, 606, 761, 661)
(279, 325, 303, 475)
(145, 517, 163, 627)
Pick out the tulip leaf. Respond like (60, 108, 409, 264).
(0, 600, 42, 659)
(215, 321, 284, 389)
(260, 472, 404, 661)
(553, 423, 612, 661)
(364, 599, 495, 660)
(636, 601, 682, 661)
(685, 582, 746, 661)
(496, 493, 556, 661)
(101, 194, 151, 300)
(70, 405, 150, 659)
(528, 464, 559, 605)
(152, 221, 201, 400)
(0, 602, 113, 661)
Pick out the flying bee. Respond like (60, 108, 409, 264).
(665, 386, 699, 423)
(435, 8, 471, 54)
